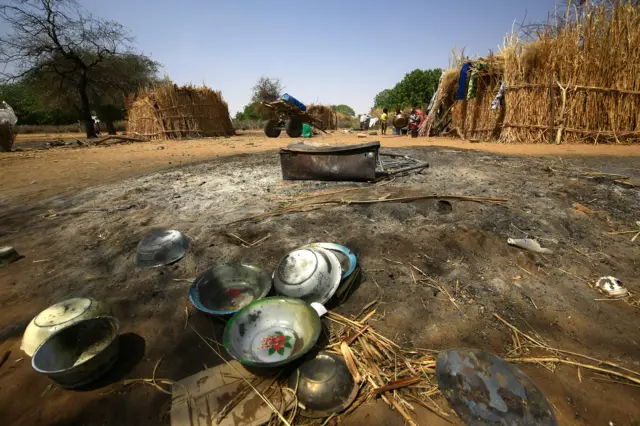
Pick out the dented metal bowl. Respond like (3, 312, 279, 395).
(436, 349, 557, 426)
(135, 229, 190, 268)
(223, 297, 323, 368)
(303, 243, 357, 280)
(21, 297, 112, 357)
(273, 247, 342, 305)
(289, 351, 358, 418)
(189, 263, 272, 315)
(32, 316, 120, 389)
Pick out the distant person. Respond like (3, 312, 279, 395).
(409, 108, 422, 137)
(381, 108, 388, 135)
(360, 113, 371, 131)
(393, 108, 402, 135)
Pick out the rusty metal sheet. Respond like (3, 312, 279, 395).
(280, 142, 380, 182)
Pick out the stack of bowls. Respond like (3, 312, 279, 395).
(273, 243, 357, 305)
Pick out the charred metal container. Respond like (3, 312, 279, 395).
(279, 142, 380, 182)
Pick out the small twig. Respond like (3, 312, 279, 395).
(506, 357, 640, 386)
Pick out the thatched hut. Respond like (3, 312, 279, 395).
(127, 84, 233, 140)
(307, 105, 337, 130)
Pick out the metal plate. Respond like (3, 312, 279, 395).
(436, 349, 557, 426)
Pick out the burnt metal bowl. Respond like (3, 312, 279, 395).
(436, 348, 557, 426)
(223, 297, 323, 368)
(31, 316, 120, 389)
(289, 351, 358, 418)
(189, 263, 272, 315)
(136, 229, 190, 268)
(273, 247, 342, 305)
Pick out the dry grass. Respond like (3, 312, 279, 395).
(16, 121, 127, 135)
(307, 105, 338, 131)
(126, 84, 234, 141)
(419, 68, 459, 137)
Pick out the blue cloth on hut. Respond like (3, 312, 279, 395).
(456, 63, 472, 101)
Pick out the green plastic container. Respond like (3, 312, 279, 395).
(302, 123, 312, 138)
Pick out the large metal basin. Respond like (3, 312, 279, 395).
(279, 142, 380, 182)
(32, 316, 120, 389)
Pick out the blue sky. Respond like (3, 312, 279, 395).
(84, 0, 557, 115)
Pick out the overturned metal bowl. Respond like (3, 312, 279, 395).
(289, 351, 358, 418)
(436, 349, 557, 426)
(189, 263, 272, 315)
(21, 297, 112, 357)
(223, 297, 323, 368)
(274, 247, 342, 305)
(136, 229, 190, 268)
(303, 243, 357, 280)
(32, 316, 120, 389)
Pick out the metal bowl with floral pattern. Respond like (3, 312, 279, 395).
(223, 297, 324, 368)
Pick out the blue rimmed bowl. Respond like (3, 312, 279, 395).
(189, 264, 272, 315)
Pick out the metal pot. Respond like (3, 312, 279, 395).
(31, 316, 120, 389)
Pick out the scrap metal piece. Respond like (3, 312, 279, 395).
(436, 349, 557, 426)
(279, 142, 380, 182)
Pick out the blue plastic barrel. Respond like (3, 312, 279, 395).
(281, 93, 306, 112)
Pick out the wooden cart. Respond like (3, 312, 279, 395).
(262, 99, 326, 138)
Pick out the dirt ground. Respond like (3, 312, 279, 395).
(1, 132, 640, 425)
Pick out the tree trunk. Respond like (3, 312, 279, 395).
(78, 77, 97, 139)
(105, 120, 116, 135)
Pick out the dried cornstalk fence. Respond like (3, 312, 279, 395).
(425, 1, 640, 144)
(126, 84, 234, 141)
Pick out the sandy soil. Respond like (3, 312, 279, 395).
(3, 130, 640, 205)
(1, 133, 640, 425)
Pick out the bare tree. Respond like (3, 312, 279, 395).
(251, 76, 283, 104)
(0, 0, 138, 137)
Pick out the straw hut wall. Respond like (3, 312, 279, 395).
(127, 84, 233, 140)
(449, 57, 505, 141)
(307, 104, 337, 130)
(419, 68, 459, 136)
(500, 1, 640, 144)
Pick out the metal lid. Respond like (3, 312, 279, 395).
(276, 249, 318, 286)
(34, 297, 93, 327)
